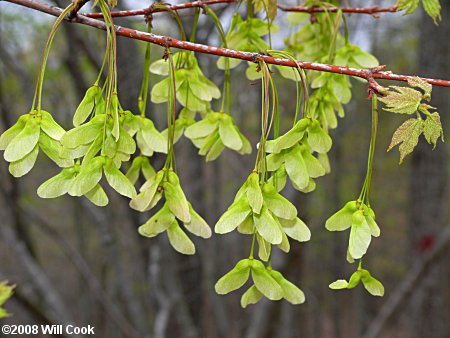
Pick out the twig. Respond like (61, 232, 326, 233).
(4, 0, 450, 88)
(68, 0, 89, 20)
(84, 0, 399, 19)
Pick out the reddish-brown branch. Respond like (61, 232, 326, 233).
(84, 0, 399, 19)
(68, 0, 90, 20)
(5, 0, 450, 88)
(86, 0, 236, 18)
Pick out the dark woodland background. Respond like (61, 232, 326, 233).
(0, 1, 449, 337)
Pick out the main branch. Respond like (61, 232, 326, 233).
(5, 0, 450, 88)
(85, 0, 399, 19)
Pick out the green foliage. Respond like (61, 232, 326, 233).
(398, 0, 442, 23)
(380, 77, 444, 163)
(0, 281, 14, 318)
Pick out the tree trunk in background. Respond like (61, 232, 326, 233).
(409, 3, 450, 338)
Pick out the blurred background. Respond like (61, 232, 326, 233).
(0, 0, 449, 337)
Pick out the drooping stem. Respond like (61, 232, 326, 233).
(358, 94, 379, 205)
(138, 24, 153, 117)
(33, 2, 75, 111)
(164, 49, 177, 171)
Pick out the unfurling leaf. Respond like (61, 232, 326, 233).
(423, 112, 444, 147)
(407, 76, 432, 98)
(388, 118, 424, 163)
(379, 86, 422, 115)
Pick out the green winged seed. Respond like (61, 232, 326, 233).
(365, 213, 381, 237)
(246, 173, 264, 214)
(262, 183, 297, 220)
(325, 201, 358, 231)
(284, 144, 309, 190)
(348, 211, 372, 259)
(9, 144, 39, 177)
(185, 118, 218, 139)
(184, 203, 211, 238)
(219, 118, 243, 151)
(4, 116, 40, 162)
(215, 196, 251, 234)
(215, 259, 251, 295)
(240, 285, 264, 308)
(253, 205, 283, 245)
(68, 156, 104, 196)
(280, 217, 311, 242)
(361, 271, 384, 296)
(329, 279, 350, 289)
(301, 146, 326, 178)
(61, 115, 104, 149)
(139, 203, 175, 238)
(0, 114, 28, 150)
(73, 86, 101, 127)
(206, 138, 225, 162)
(269, 270, 305, 305)
(37, 167, 77, 198)
(307, 120, 332, 154)
(39, 132, 73, 168)
(103, 159, 137, 198)
(267, 118, 309, 154)
(164, 171, 191, 223)
(250, 260, 283, 301)
(84, 184, 109, 207)
(257, 234, 271, 261)
(40, 110, 66, 140)
(166, 220, 196, 255)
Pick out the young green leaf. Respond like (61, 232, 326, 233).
(379, 86, 422, 115)
(388, 118, 424, 163)
(423, 112, 443, 147)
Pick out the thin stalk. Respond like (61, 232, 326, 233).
(138, 24, 153, 117)
(190, 8, 200, 43)
(33, 3, 75, 111)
